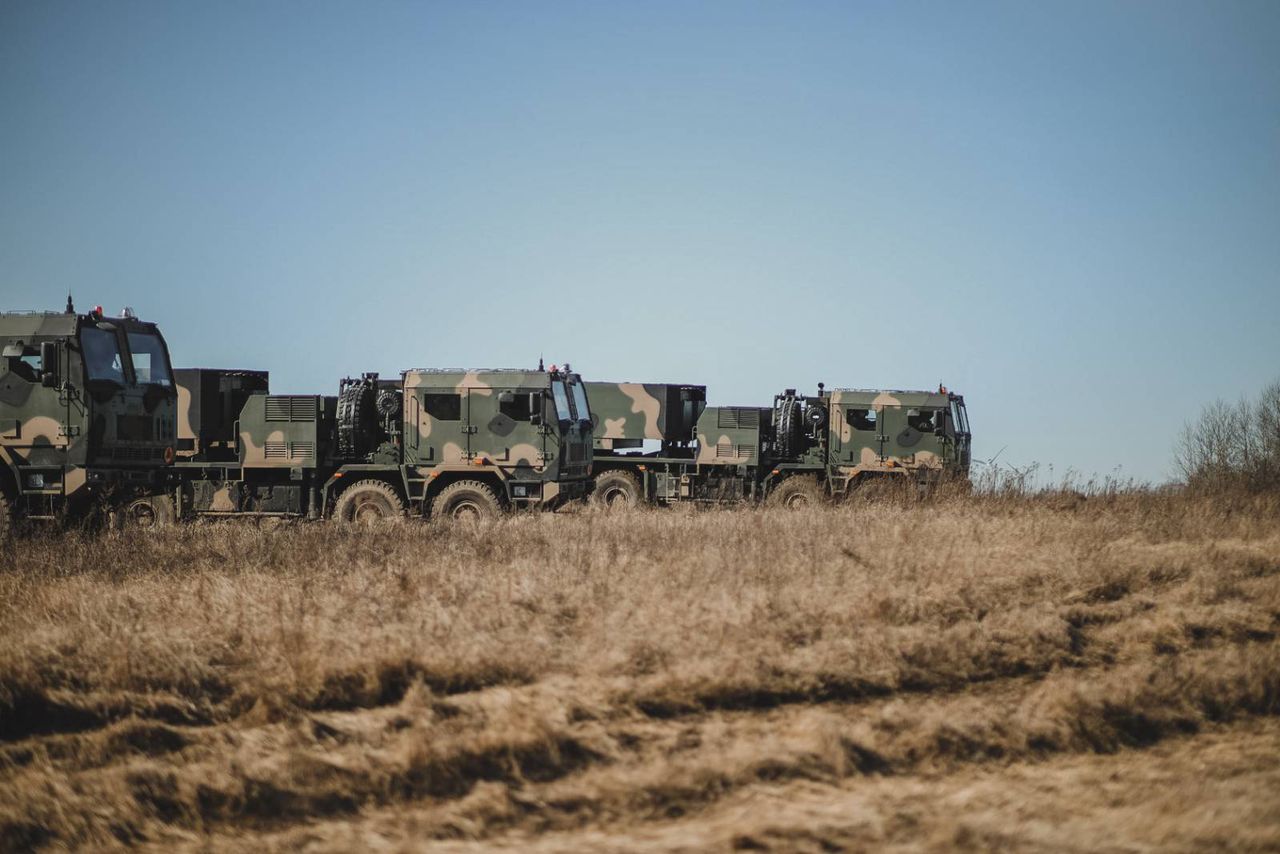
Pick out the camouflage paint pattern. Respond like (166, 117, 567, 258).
(826, 388, 969, 479)
(585, 382, 706, 449)
(693, 406, 768, 466)
(402, 368, 593, 487)
(1, 309, 176, 508)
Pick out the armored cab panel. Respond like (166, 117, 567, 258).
(236, 393, 331, 468)
(175, 369, 269, 461)
(586, 382, 707, 450)
(827, 388, 959, 472)
(400, 367, 593, 488)
(693, 406, 769, 467)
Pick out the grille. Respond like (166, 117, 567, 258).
(717, 408, 759, 429)
(567, 442, 589, 462)
(715, 442, 756, 459)
(111, 446, 161, 461)
(264, 440, 314, 460)
(266, 396, 317, 422)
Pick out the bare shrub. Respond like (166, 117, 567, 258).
(1176, 379, 1280, 493)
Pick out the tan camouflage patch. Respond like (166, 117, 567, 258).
(603, 416, 627, 438)
(239, 428, 285, 464)
(507, 442, 543, 469)
(176, 382, 193, 445)
(457, 371, 493, 397)
(63, 467, 86, 496)
(619, 384, 662, 440)
(871, 393, 901, 411)
(21, 416, 67, 447)
(210, 485, 236, 512)
(442, 441, 467, 463)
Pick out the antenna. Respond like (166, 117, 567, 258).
(66, 293, 75, 314)
(537, 355, 545, 372)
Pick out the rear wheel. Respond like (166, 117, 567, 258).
(332, 480, 406, 526)
(431, 480, 502, 521)
(767, 476, 824, 509)
(591, 470, 642, 509)
(120, 493, 176, 529)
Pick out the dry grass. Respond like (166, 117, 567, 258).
(1, 489, 1279, 851)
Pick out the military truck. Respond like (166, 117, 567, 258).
(1, 301, 177, 536)
(586, 381, 970, 507)
(161, 365, 594, 523)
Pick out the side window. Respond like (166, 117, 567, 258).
(907, 409, 937, 432)
(424, 393, 461, 421)
(499, 391, 534, 421)
(848, 408, 877, 431)
(5, 348, 40, 382)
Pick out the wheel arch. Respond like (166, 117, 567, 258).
(423, 469, 508, 509)
(324, 472, 409, 518)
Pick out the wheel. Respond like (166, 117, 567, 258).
(120, 493, 176, 529)
(332, 480, 406, 525)
(590, 470, 642, 509)
(430, 480, 502, 521)
(766, 476, 824, 509)
(0, 489, 15, 542)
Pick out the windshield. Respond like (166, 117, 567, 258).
(80, 327, 126, 384)
(952, 399, 970, 435)
(126, 331, 173, 386)
(569, 380, 590, 423)
(551, 380, 573, 423)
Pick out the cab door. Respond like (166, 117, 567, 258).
(840, 403, 882, 465)
(876, 402, 908, 462)
(415, 387, 469, 464)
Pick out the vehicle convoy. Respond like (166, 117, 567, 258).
(1, 301, 177, 536)
(586, 381, 971, 507)
(156, 365, 594, 523)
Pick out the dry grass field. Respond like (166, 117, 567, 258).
(2, 489, 1279, 852)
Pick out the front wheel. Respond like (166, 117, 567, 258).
(590, 470, 643, 509)
(332, 480, 406, 526)
(119, 493, 176, 530)
(766, 476, 824, 509)
(430, 480, 502, 521)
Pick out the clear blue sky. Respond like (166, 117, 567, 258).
(3, 1, 1277, 483)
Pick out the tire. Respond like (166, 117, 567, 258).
(119, 493, 176, 530)
(590, 470, 642, 509)
(430, 480, 502, 521)
(766, 476, 824, 509)
(0, 489, 14, 542)
(332, 479, 406, 526)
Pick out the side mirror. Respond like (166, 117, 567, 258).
(40, 341, 59, 388)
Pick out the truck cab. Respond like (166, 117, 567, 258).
(0, 303, 176, 532)
(825, 387, 971, 486)
(399, 366, 594, 516)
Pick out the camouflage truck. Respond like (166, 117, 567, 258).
(167, 365, 593, 523)
(587, 381, 970, 507)
(0, 301, 176, 536)
(765, 385, 971, 505)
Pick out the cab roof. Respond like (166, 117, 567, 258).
(829, 389, 953, 408)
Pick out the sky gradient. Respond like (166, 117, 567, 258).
(2, 1, 1278, 482)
